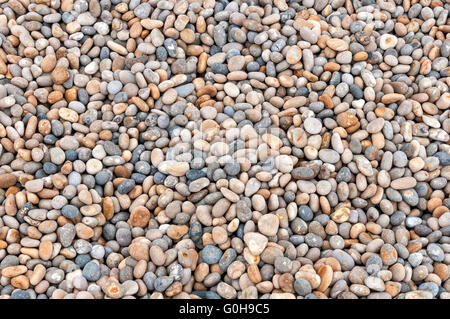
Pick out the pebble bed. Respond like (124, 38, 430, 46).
(0, 0, 449, 300)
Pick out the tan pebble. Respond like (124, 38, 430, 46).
(257, 214, 279, 237)
(336, 112, 359, 128)
(75, 223, 94, 239)
(41, 55, 57, 72)
(59, 108, 79, 122)
(220, 188, 240, 203)
(1, 265, 28, 277)
(129, 206, 150, 228)
(380, 244, 398, 265)
(150, 245, 166, 266)
(262, 133, 283, 150)
(106, 40, 128, 55)
(405, 290, 433, 299)
(30, 263, 46, 286)
(51, 65, 70, 84)
(103, 280, 124, 299)
(409, 157, 425, 173)
(166, 225, 189, 240)
(11, 275, 30, 289)
(141, 19, 164, 30)
(212, 226, 228, 245)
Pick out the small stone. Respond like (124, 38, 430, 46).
(243, 232, 268, 256)
(51, 66, 70, 84)
(82, 262, 101, 281)
(24, 179, 43, 193)
(158, 161, 189, 176)
(0, 173, 17, 188)
(201, 245, 223, 264)
(379, 34, 398, 50)
(391, 177, 417, 190)
(129, 207, 150, 228)
(427, 243, 444, 262)
(258, 214, 279, 237)
(294, 278, 312, 296)
(275, 155, 293, 173)
(326, 39, 349, 51)
(304, 117, 322, 134)
(117, 179, 135, 194)
(61, 205, 79, 219)
(286, 46, 302, 64)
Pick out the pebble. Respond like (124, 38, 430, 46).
(258, 214, 279, 237)
(82, 262, 101, 282)
(201, 245, 223, 264)
(304, 118, 322, 134)
(244, 233, 268, 256)
(294, 278, 312, 296)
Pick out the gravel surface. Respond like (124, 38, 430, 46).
(0, 0, 449, 300)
